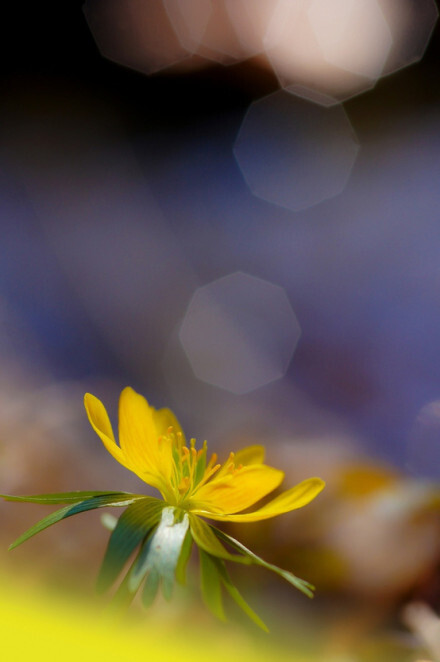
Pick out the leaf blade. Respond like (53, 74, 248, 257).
(142, 569, 160, 607)
(97, 497, 165, 593)
(214, 527, 315, 598)
(213, 557, 268, 632)
(199, 549, 225, 621)
(129, 507, 190, 603)
(8, 494, 144, 550)
(175, 529, 193, 586)
(189, 515, 250, 565)
(1, 491, 140, 505)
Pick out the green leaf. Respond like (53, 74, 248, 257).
(189, 515, 250, 565)
(0, 491, 139, 505)
(106, 548, 145, 613)
(214, 528, 315, 598)
(142, 569, 160, 607)
(129, 507, 190, 602)
(213, 557, 268, 632)
(199, 548, 225, 621)
(8, 494, 144, 550)
(101, 513, 118, 531)
(175, 529, 193, 586)
(97, 497, 165, 594)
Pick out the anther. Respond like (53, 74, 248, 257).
(207, 453, 218, 470)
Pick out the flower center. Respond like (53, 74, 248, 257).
(158, 427, 222, 506)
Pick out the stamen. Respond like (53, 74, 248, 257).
(186, 447, 197, 488)
(178, 476, 190, 493)
(192, 462, 221, 492)
(206, 453, 218, 471)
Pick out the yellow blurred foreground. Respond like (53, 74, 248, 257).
(0, 574, 310, 662)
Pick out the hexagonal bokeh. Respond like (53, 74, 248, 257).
(407, 400, 440, 481)
(224, 0, 279, 59)
(263, 0, 383, 104)
(308, 0, 392, 80)
(189, 0, 249, 64)
(83, 0, 437, 90)
(234, 90, 359, 211)
(163, 0, 212, 54)
(83, 0, 195, 75)
(179, 272, 301, 394)
(380, 0, 438, 76)
(263, 0, 438, 106)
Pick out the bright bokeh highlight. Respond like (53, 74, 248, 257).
(83, 0, 438, 105)
(179, 272, 301, 394)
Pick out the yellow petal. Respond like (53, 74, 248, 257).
(84, 393, 128, 469)
(233, 445, 265, 466)
(153, 407, 185, 444)
(117, 387, 159, 471)
(85, 390, 173, 496)
(118, 387, 174, 488)
(196, 477, 325, 522)
(214, 444, 266, 481)
(191, 464, 284, 515)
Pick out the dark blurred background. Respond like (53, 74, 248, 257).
(1, 0, 439, 464)
(1, 2, 440, 658)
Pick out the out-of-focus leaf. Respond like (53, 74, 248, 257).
(189, 514, 250, 564)
(129, 507, 189, 602)
(8, 494, 143, 550)
(199, 548, 225, 621)
(213, 557, 268, 632)
(142, 569, 160, 607)
(1, 491, 138, 505)
(100, 513, 118, 531)
(107, 548, 144, 612)
(97, 497, 165, 593)
(214, 528, 314, 598)
(175, 529, 193, 585)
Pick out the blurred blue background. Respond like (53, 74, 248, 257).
(1, 0, 439, 479)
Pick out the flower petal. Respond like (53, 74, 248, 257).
(153, 407, 185, 444)
(233, 445, 265, 466)
(196, 477, 325, 522)
(190, 465, 284, 515)
(84, 393, 128, 468)
(118, 387, 174, 491)
(213, 445, 266, 481)
(117, 387, 162, 473)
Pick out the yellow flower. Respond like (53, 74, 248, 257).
(84, 387, 324, 523)
(3, 386, 325, 630)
